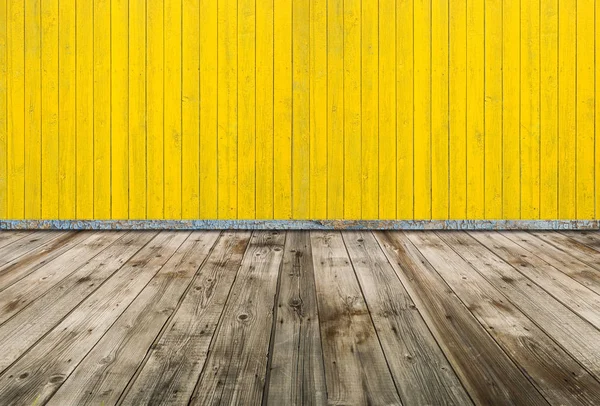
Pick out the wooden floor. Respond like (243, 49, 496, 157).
(0, 231, 600, 405)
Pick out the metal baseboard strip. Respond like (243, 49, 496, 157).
(0, 220, 599, 230)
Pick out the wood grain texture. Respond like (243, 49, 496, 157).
(119, 231, 250, 405)
(2, 0, 599, 221)
(311, 231, 401, 405)
(188, 232, 285, 405)
(0, 231, 597, 404)
(266, 231, 326, 405)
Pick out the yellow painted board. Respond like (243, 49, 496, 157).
(182, 0, 199, 220)
(378, 0, 396, 220)
(344, 0, 361, 220)
(503, 0, 520, 219)
(558, 0, 576, 219)
(576, 0, 595, 219)
(293, 0, 310, 219)
(147, 0, 164, 219)
(0, 0, 7, 219)
(58, 0, 76, 219)
(484, 0, 502, 219)
(111, 0, 129, 220)
(217, 0, 238, 219)
(7, 0, 24, 219)
(75, 0, 93, 219)
(597, 0, 600, 218)
(199, 0, 218, 218)
(164, 0, 182, 219)
(327, 0, 344, 219)
(310, 0, 327, 219)
(361, 0, 378, 219)
(414, 0, 431, 220)
(449, 0, 466, 219)
(256, 0, 274, 219)
(431, 0, 449, 220)
(93, 0, 111, 219)
(540, 0, 558, 219)
(273, 0, 292, 219)
(24, 0, 41, 219)
(466, 0, 484, 219)
(129, 0, 146, 219)
(238, 0, 256, 219)
(41, 0, 59, 219)
(521, 0, 540, 219)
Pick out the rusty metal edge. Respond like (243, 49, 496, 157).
(0, 220, 599, 230)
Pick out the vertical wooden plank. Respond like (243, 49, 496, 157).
(217, 0, 237, 219)
(273, 0, 292, 219)
(344, 0, 361, 219)
(503, 0, 520, 218)
(199, 0, 218, 218)
(361, 0, 378, 219)
(147, 0, 164, 219)
(164, 0, 182, 219)
(558, 0, 576, 218)
(41, 0, 58, 219)
(0, 0, 7, 219)
(58, 0, 76, 219)
(76, 0, 93, 219)
(484, 0, 502, 219)
(256, 0, 274, 219)
(449, 0, 466, 219)
(93, 0, 111, 219)
(293, 0, 310, 219)
(24, 0, 41, 219)
(577, 0, 595, 219)
(466, 0, 484, 219)
(310, 0, 327, 219)
(540, 0, 558, 219)
(597, 0, 600, 219)
(129, 0, 146, 219)
(414, 0, 431, 220)
(378, 0, 396, 219)
(7, 0, 24, 219)
(111, 0, 129, 219)
(238, 0, 256, 219)
(521, 0, 540, 219)
(327, 0, 344, 219)
(182, 0, 200, 219)
(311, 232, 401, 404)
(432, 0, 449, 219)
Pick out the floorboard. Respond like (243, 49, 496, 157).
(0, 230, 596, 405)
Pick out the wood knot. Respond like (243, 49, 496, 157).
(238, 313, 249, 321)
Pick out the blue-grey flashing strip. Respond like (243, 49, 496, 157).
(0, 220, 599, 230)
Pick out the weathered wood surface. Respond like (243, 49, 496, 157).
(266, 231, 326, 406)
(0, 230, 597, 405)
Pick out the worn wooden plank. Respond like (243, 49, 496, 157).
(558, 231, 600, 250)
(470, 232, 600, 329)
(343, 231, 471, 405)
(439, 231, 600, 381)
(48, 232, 221, 406)
(188, 231, 285, 405)
(0, 232, 123, 324)
(0, 231, 66, 268)
(311, 231, 401, 405)
(0, 232, 156, 373)
(0, 231, 91, 291)
(374, 231, 548, 405)
(504, 231, 600, 295)
(409, 231, 600, 406)
(533, 231, 600, 266)
(119, 231, 250, 405)
(0, 231, 29, 249)
(266, 231, 326, 405)
(0, 231, 189, 405)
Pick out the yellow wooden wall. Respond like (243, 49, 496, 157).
(0, 0, 599, 220)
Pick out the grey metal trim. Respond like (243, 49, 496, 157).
(1, 220, 599, 230)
